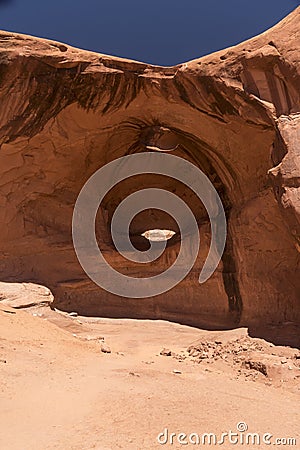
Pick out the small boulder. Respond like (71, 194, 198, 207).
(100, 343, 111, 354)
(160, 348, 172, 356)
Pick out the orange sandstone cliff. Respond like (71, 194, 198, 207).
(0, 8, 299, 329)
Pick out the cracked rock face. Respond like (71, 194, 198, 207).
(0, 9, 299, 329)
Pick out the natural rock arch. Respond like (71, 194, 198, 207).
(0, 8, 299, 331)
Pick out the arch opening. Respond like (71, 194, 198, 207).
(141, 229, 176, 242)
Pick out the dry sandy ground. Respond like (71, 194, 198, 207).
(0, 303, 299, 450)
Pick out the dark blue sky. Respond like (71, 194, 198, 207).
(0, 0, 298, 66)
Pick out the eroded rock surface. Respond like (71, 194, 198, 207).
(0, 9, 299, 331)
(0, 282, 53, 308)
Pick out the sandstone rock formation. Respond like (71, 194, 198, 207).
(0, 8, 299, 331)
(0, 282, 53, 308)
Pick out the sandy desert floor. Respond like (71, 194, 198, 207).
(0, 302, 299, 450)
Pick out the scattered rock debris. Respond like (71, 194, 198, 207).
(165, 336, 300, 387)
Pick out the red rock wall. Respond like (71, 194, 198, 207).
(0, 9, 299, 328)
